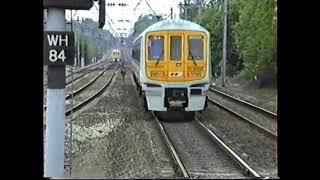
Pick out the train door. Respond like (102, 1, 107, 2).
(168, 32, 184, 82)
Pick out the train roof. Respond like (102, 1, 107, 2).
(133, 19, 209, 43)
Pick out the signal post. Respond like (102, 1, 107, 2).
(43, 0, 104, 178)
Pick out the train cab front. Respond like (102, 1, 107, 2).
(143, 30, 210, 112)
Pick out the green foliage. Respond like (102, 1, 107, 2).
(227, 0, 242, 76)
(196, 0, 277, 82)
(73, 30, 97, 61)
(198, 0, 243, 77)
(81, 36, 97, 60)
(200, 6, 223, 74)
(186, 4, 200, 22)
(86, 39, 97, 60)
(130, 14, 159, 41)
(233, 0, 277, 79)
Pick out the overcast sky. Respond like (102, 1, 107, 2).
(65, 0, 185, 37)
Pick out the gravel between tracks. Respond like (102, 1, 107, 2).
(65, 70, 175, 178)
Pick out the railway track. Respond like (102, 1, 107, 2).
(65, 62, 103, 78)
(66, 62, 108, 83)
(44, 63, 107, 97)
(65, 63, 118, 116)
(210, 86, 277, 117)
(44, 68, 98, 100)
(44, 62, 105, 87)
(44, 63, 111, 111)
(208, 87, 277, 139)
(152, 112, 261, 179)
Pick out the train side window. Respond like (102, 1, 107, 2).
(132, 42, 140, 61)
(170, 36, 182, 61)
(136, 49, 140, 61)
(188, 36, 204, 60)
(148, 36, 164, 60)
(136, 44, 140, 61)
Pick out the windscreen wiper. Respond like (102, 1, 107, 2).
(155, 49, 164, 65)
(189, 50, 197, 66)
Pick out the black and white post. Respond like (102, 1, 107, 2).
(44, 8, 66, 177)
(43, 0, 100, 178)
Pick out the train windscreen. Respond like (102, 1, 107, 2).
(148, 36, 164, 60)
(188, 36, 204, 60)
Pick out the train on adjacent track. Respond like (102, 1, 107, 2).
(130, 19, 212, 116)
(111, 49, 121, 63)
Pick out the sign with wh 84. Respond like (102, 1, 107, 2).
(44, 31, 74, 66)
